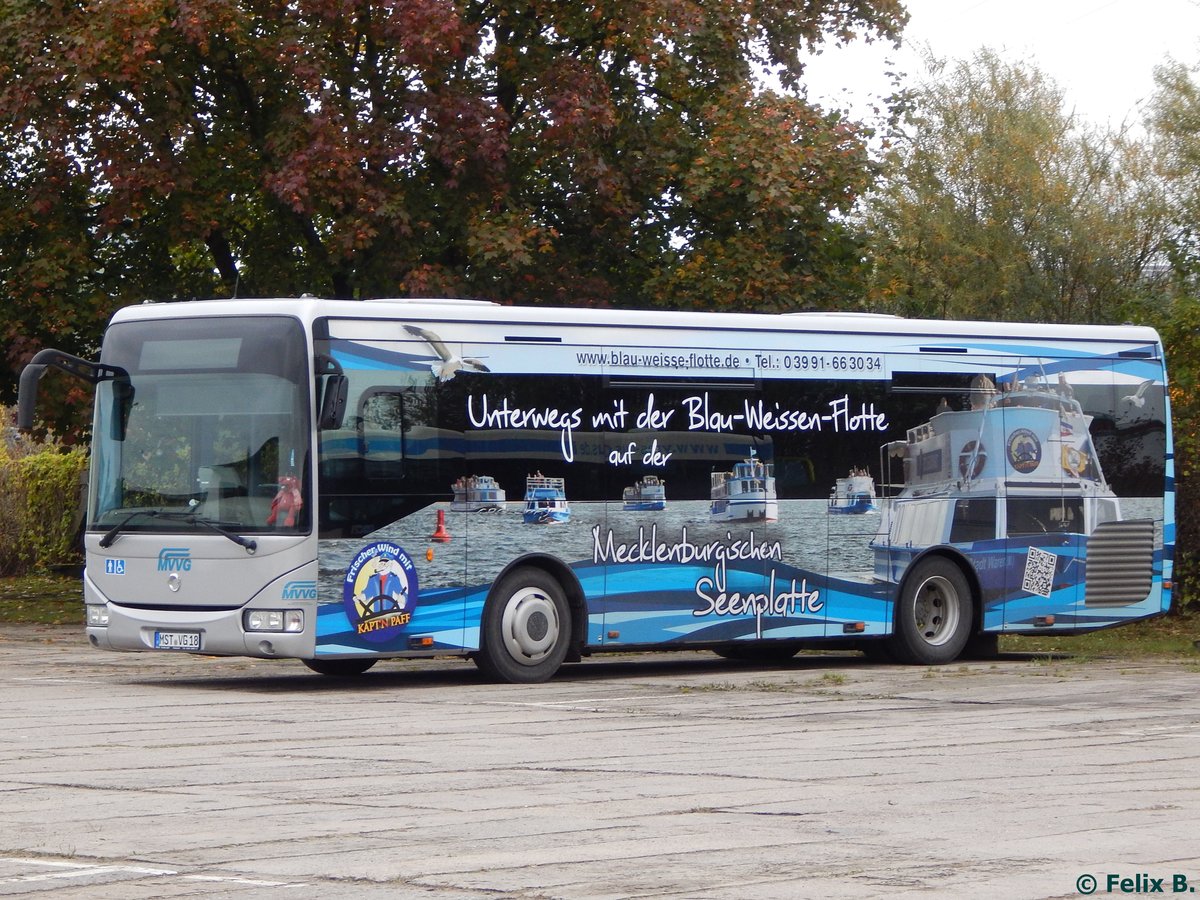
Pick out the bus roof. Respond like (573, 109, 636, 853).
(106, 297, 1162, 347)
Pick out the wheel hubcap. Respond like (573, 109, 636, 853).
(912, 575, 960, 646)
(501, 587, 560, 666)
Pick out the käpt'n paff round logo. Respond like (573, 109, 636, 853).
(343, 541, 418, 642)
(1006, 428, 1042, 474)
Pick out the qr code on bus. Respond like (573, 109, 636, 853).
(1021, 547, 1058, 598)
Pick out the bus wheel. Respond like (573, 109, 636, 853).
(476, 567, 570, 684)
(302, 658, 376, 677)
(890, 558, 973, 665)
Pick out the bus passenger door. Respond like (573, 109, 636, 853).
(316, 324, 470, 655)
(363, 381, 469, 650)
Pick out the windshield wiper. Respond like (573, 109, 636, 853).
(98, 509, 257, 553)
(186, 514, 257, 553)
(98, 509, 160, 547)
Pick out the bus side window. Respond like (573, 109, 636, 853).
(360, 389, 406, 480)
(1006, 498, 1084, 535)
(949, 497, 996, 543)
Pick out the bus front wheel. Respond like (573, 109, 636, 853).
(890, 558, 974, 665)
(475, 567, 571, 684)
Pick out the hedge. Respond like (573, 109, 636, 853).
(0, 421, 88, 576)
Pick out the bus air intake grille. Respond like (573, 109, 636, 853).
(1084, 519, 1155, 607)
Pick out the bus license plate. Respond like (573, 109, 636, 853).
(154, 631, 201, 651)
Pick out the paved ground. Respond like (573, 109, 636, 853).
(0, 624, 1197, 899)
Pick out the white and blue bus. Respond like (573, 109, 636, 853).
(18, 298, 1174, 681)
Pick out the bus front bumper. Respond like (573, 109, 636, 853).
(87, 603, 316, 659)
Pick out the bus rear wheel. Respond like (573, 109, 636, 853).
(302, 658, 377, 677)
(890, 558, 974, 665)
(475, 567, 570, 684)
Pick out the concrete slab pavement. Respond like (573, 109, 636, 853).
(0, 625, 1197, 898)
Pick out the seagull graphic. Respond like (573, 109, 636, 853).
(1120, 379, 1154, 409)
(403, 325, 490, 382)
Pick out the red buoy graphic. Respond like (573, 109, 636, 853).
(430, 509, 451, 543)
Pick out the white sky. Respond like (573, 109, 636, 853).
(800, 0, 1200, 129)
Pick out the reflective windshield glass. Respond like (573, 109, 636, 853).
(90, 316, 311, 534)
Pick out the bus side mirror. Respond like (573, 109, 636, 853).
(17, 349, 129, 432)
(110, 378, 135, 442)
(17, 363, 47, 431)
(318, 375, 348, 430)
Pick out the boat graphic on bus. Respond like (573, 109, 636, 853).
(827, 469, 877, 514)
(872, 375, 1152, 616)
(523, 474, 569, 525)
(451, 474, 507, 512)
(622, 475, 666, 511)
(710, 452, 778, 522)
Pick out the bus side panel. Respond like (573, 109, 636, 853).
(312, 320, 1170, 660)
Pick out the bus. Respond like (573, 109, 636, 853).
(17, 298, 1174, 682)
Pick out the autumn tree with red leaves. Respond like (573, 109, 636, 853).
(0, 0, 906, 421)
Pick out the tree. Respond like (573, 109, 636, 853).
(645, 87, 876, 311)
(0, 0, 908, 422)
(865, 49, 1198, 610)
(1144, 59, 1200, 610)
(1148, 58, 1200, 278)
(864, 50, 1167, 324)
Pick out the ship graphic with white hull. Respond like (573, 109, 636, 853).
(622, 476, 666, 511)
(523, 475, 570, 525)
(450, 475, 507, 512)
(710, 452, 777, 523)
(870, 377, 1152, 614)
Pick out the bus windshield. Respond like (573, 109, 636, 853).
(89, 315, 312, 535)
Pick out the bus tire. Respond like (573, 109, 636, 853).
(302, 658, 376, 677)
(475, 567, 570, 684)
(890, 557, 974, 665)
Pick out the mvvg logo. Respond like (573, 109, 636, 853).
(282, 580, 318, 600)
(157, 548, 192, 572)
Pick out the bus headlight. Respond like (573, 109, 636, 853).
(86, 604, 109, 626)
(244, 609, 304, 633)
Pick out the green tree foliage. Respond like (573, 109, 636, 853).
(1149, 59, 1200, 277)
(1152, 295, 1200, 610)
(1145, 60, 1200, 610)
(865, 50, 1167, 323)
(647, 89, 874, 311)
(0, 413, 88, 575)
(867, 49, 1198, 609)
(0, 0, 906, 411)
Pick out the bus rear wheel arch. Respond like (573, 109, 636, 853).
(475, 566, 572, 683)
(889, 556, 975, 665)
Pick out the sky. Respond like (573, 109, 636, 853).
(800, 0, 1200, 130)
